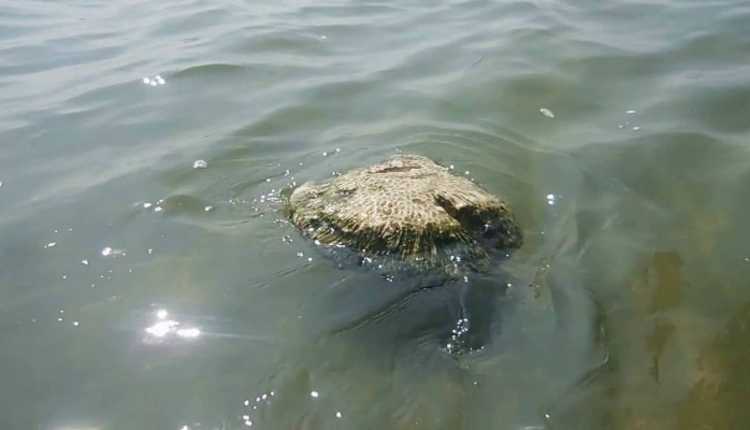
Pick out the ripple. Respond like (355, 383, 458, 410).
(172, 63, 248, 78)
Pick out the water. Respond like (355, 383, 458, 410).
(1, 1, 750, 429)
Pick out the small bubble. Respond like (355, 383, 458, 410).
(204, 205, 214, 212)
(193, 159, 208, 169)
(149, 81, 158, 87)
(101, 247, 113, 256)
(336, 411, 343, 418)
(143, 202, 153, 209)
(81, 259, 89, 266)
(154, 206, 163, 213)
(322, 151, 328, 157)
(73, 321, 79, 327)
(335, 148, 341, 153)
(57, 317, 64, 322)
(464, 171, 470, 175)
(147, 248, 153, 255)
(261, 394, 268, 400)
(45, 242, 57, 249)
(632, 126, 641, 131)
(142, 77, 151, 85)
(61, 274, 67, 280)
(307, 257, 313, 262)
(155, 75, 165, 85)
(244, 400, 250, 406)
(310, 390, 319, 398)
(618, 124, 624, 129)
(626, 110, 637, 114)
(320, 35, 327, 40)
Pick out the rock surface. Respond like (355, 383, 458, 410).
(287, 154, 522, 275)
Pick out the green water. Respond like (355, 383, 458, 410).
(2, 1, 750, 429)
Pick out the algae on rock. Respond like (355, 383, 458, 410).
(287, 154, 522, 275)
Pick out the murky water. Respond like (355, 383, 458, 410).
(2, 1, 750, 429)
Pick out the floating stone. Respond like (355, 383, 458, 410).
(286, 154, 521, 276)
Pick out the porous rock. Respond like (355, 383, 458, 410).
(287, 154, 522, 275)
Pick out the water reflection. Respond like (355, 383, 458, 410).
(142, 75, 166, 87)
(143, 309, 202, 343)
(100, 246, 126, 257)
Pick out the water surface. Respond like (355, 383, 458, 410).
(2, 1, 750, 429)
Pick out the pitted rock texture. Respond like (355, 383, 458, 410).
(287, 154, 522, 275)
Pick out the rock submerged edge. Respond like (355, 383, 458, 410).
(286, 154, 522, 275)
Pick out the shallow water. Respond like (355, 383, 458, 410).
(2, 1, 750, 429)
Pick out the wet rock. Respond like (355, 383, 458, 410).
(286, 154, 522, 276)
